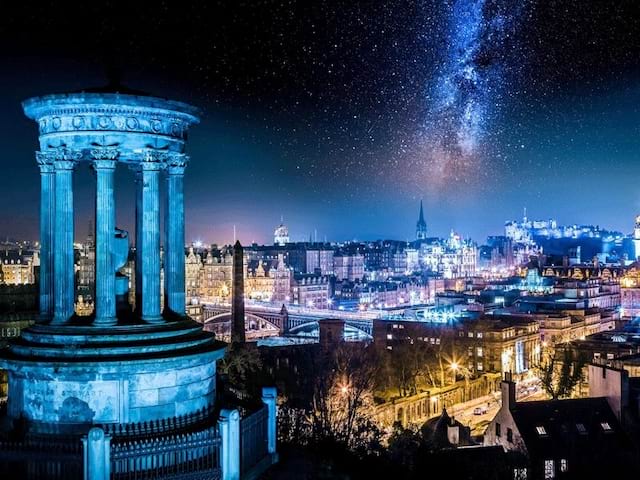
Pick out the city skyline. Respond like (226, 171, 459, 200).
(0, 2, 638, 243)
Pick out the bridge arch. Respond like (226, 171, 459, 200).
(203, 312, 280, 340)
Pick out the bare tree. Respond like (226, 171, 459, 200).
(536, 346, 585, 400)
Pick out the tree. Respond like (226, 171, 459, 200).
(304, 343, 383, 455)
(218, 342, 263, 401)
(536, 346, 585, 400)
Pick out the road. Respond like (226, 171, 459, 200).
(447, 378, 547, 436)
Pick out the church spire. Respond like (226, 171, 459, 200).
(416, 200, 427, 240)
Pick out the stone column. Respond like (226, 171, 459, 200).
(82, 427, 111, 480)
(262, 386, 277, 456)
(140, 150, 163, 323)
(92, 148, 119, 326)
(164, 154, 188, 316)
(35, 151, 55, 321)
(218, 409, 240, 480)
(133, 166, 143, 315)
(52, 149, 80, 324)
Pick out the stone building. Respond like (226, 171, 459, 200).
(291, 273, 331, 309)
(333, 253, 365, 281)
(484, 372, 635, 478)
(374, 313, 540, 378)
(0, 249, 38, 285)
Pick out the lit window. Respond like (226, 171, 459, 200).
(576, 423, 587, 434)
(468, 331, 474, 338)
(601, 422, 612, 432)
(477, 347, 483, 357)
(477, 362, 483, 371)
(513, 467, 528, 480)
(477, 332, 483, 339)
(386, 334, 393, 340)
(560, 459, 568, 473)
(536, 426, 547, 436)
(544, 459, 555, 479)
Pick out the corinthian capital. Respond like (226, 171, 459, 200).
(91, 147, 119, 170)
(35, 151, 55, 173)
(54, 147, 83, 162)
(166, 154, 189, 175)
(140, 148, 168, 171)
(90, 147, 120, 161)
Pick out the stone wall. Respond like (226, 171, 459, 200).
(6, 350, 219, 428)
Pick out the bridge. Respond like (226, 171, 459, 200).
(201, 302, 379, 340)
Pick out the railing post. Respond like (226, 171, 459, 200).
(218, 409, 240, 480)
(262, 387, 277, 456)
(83, 427, 111, 480)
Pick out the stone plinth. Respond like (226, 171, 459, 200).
(0, 319, 225, 433)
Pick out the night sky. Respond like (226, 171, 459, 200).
(0, 1, 638, 244)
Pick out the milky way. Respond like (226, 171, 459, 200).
(415, 0, 530, 188)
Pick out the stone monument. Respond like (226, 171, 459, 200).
(0, 86, 225, 433)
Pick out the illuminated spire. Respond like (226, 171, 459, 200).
(416, 200, 427, 240)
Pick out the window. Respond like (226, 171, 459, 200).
(513, 468, 528, 480)
(536, 426, 547, 436)
(507, 428, 513, 443)
(468, 331, 474, 338)
(496, 422, 501, 437)
(477, 362, 483, 371)
(576, 423, 587, 434)
(560, 459, 568, 473)
(544, 459, 555, 479)
(468, 347, 474, 356)
(477, 332, 483, 339)
(459, 331, 464, 337)
(601, 422, 612, 432)
(386, 334, 393, 340)
(477, 347, 483, 357)
(607, 353, 614, 360)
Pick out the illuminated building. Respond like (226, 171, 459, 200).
(374, 312, 539, 377)
(185, 245, 203, 299)
(484, 372, 632, 479)
(274, 218, 290, 246)
(633, 215, 640, 260)
(621, 264, 640, 319)
(333, 252, 365, 281)
(291, 273, 331, 309)
(0, 249, 37, 286)
(305, 247, 334, 275)
(245, 255, 291, 303)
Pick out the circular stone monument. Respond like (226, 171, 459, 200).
(0, 87, 225, 434)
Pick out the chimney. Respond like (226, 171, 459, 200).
(501, 371, 516, 411)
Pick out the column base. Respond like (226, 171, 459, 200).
(142, 315, 164, 324)
(51, 314, 71, 325)
(94, 316, 117, 327)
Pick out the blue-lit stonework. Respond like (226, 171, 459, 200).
(0, 89, 226, 433)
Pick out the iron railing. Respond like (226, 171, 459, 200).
(240, 405, 269, 474)
(0, 436, 83, 480)
(110, 426, 221, 480)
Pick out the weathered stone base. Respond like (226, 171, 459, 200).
(0, 318, 225, 433)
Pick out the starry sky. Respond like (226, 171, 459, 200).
(0, 1, 638, 245)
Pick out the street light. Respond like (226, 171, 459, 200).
(450, 362, 459, 385)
